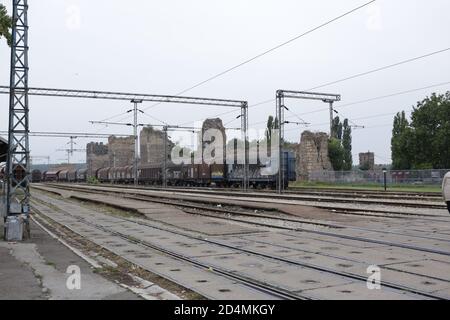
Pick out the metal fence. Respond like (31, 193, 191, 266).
(308, 169, 450, 185)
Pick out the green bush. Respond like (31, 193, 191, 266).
(87, 176, 99, 185)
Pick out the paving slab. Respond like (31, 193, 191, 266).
(344, 264, 450, 297)
(385, 259, 450, 282)
(32, 189, 448, 300)
(0, 247, 44, 300)
(0, 219, 139, 300)
(198, 253, 354, 293)
(31, 198, 279, 300)
(301, 282, 425, 300)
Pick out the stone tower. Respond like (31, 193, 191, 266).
(359, 151, 375, 170)
(140, 127, 174, 166)
(201, 118, 227, 164)
(296, 131, 333, 181)
(108, 136, 135, 168)
(86, 142, 109, 177)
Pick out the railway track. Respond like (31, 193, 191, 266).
(35, 184, 450, 257)
(39, 211, 302, 300)
(288, 187, 442, 198)
(57, 183, 445, 209)
(87, 183, 444, 201)
(42, 183, 448, 219)
(31, 191, 445, 300)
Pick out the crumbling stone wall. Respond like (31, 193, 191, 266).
(86, 142, 109, 177)
(140, 127, 174, 166)
(202, 118, 227, 164)
(108, 136, 135, 168)
(296, 131, 333, 181)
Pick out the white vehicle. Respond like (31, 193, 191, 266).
(443, 172, 450, 213)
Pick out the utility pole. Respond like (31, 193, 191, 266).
(57, 137, 85, 164)
(5, 0, 30, 241)
(112, 151, 116, 184)
(276, 92, 284, 195)
(275, 91, 341, 194)
(160, 125, 200, 188)
(67, 136, 77, 155)
(131, 99, 142, 186)
(241, 103, 249, 192)
(30, 156, 50, 166)
(328, 100, 334, 137)
(56, 148, 85, 164)
(163, 126, 168, 188)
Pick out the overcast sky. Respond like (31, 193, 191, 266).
(1, 0, 449, 165)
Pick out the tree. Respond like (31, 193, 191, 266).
(0, 4, 12, 46)
(328, 138, 345, 171)
(410, 92, 450, 169)
(391, 92, 450, 170)
(391, 111, 412, 170)
(328, 116, 352, 171)
(331, 116, 343, 140)
(342, 119, 353, 170)
(266, 116, 274, 142)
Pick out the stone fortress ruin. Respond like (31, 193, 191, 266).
(296, 131, 333, 181)
(86, 117, 341, 181)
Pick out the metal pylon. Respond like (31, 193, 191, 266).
(6, 0, 30, 219)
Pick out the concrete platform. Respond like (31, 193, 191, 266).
(0, 219, 140, 300)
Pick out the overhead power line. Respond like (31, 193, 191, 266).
(141, 0, 376, 114)
(180, 46, 450, 127)
(247, 47, 450, 112)
(249, 80, 450, 127)
(308, 47, 450, 91)
(172, 0, 377, 96)
(337, 80, 450, 109)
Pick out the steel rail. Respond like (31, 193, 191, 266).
(33, 187, 445, 300)
(37, 184, 450, 256)
(31, 197, 306, 300)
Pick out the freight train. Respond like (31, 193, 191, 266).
(0, 164, 27, 186)
(36, 151, 297, 189)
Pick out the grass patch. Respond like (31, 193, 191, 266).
(289, 181, 441, 193)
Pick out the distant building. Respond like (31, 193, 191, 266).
(359, 151, 375, 170)
(86, 142, 109, 177)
